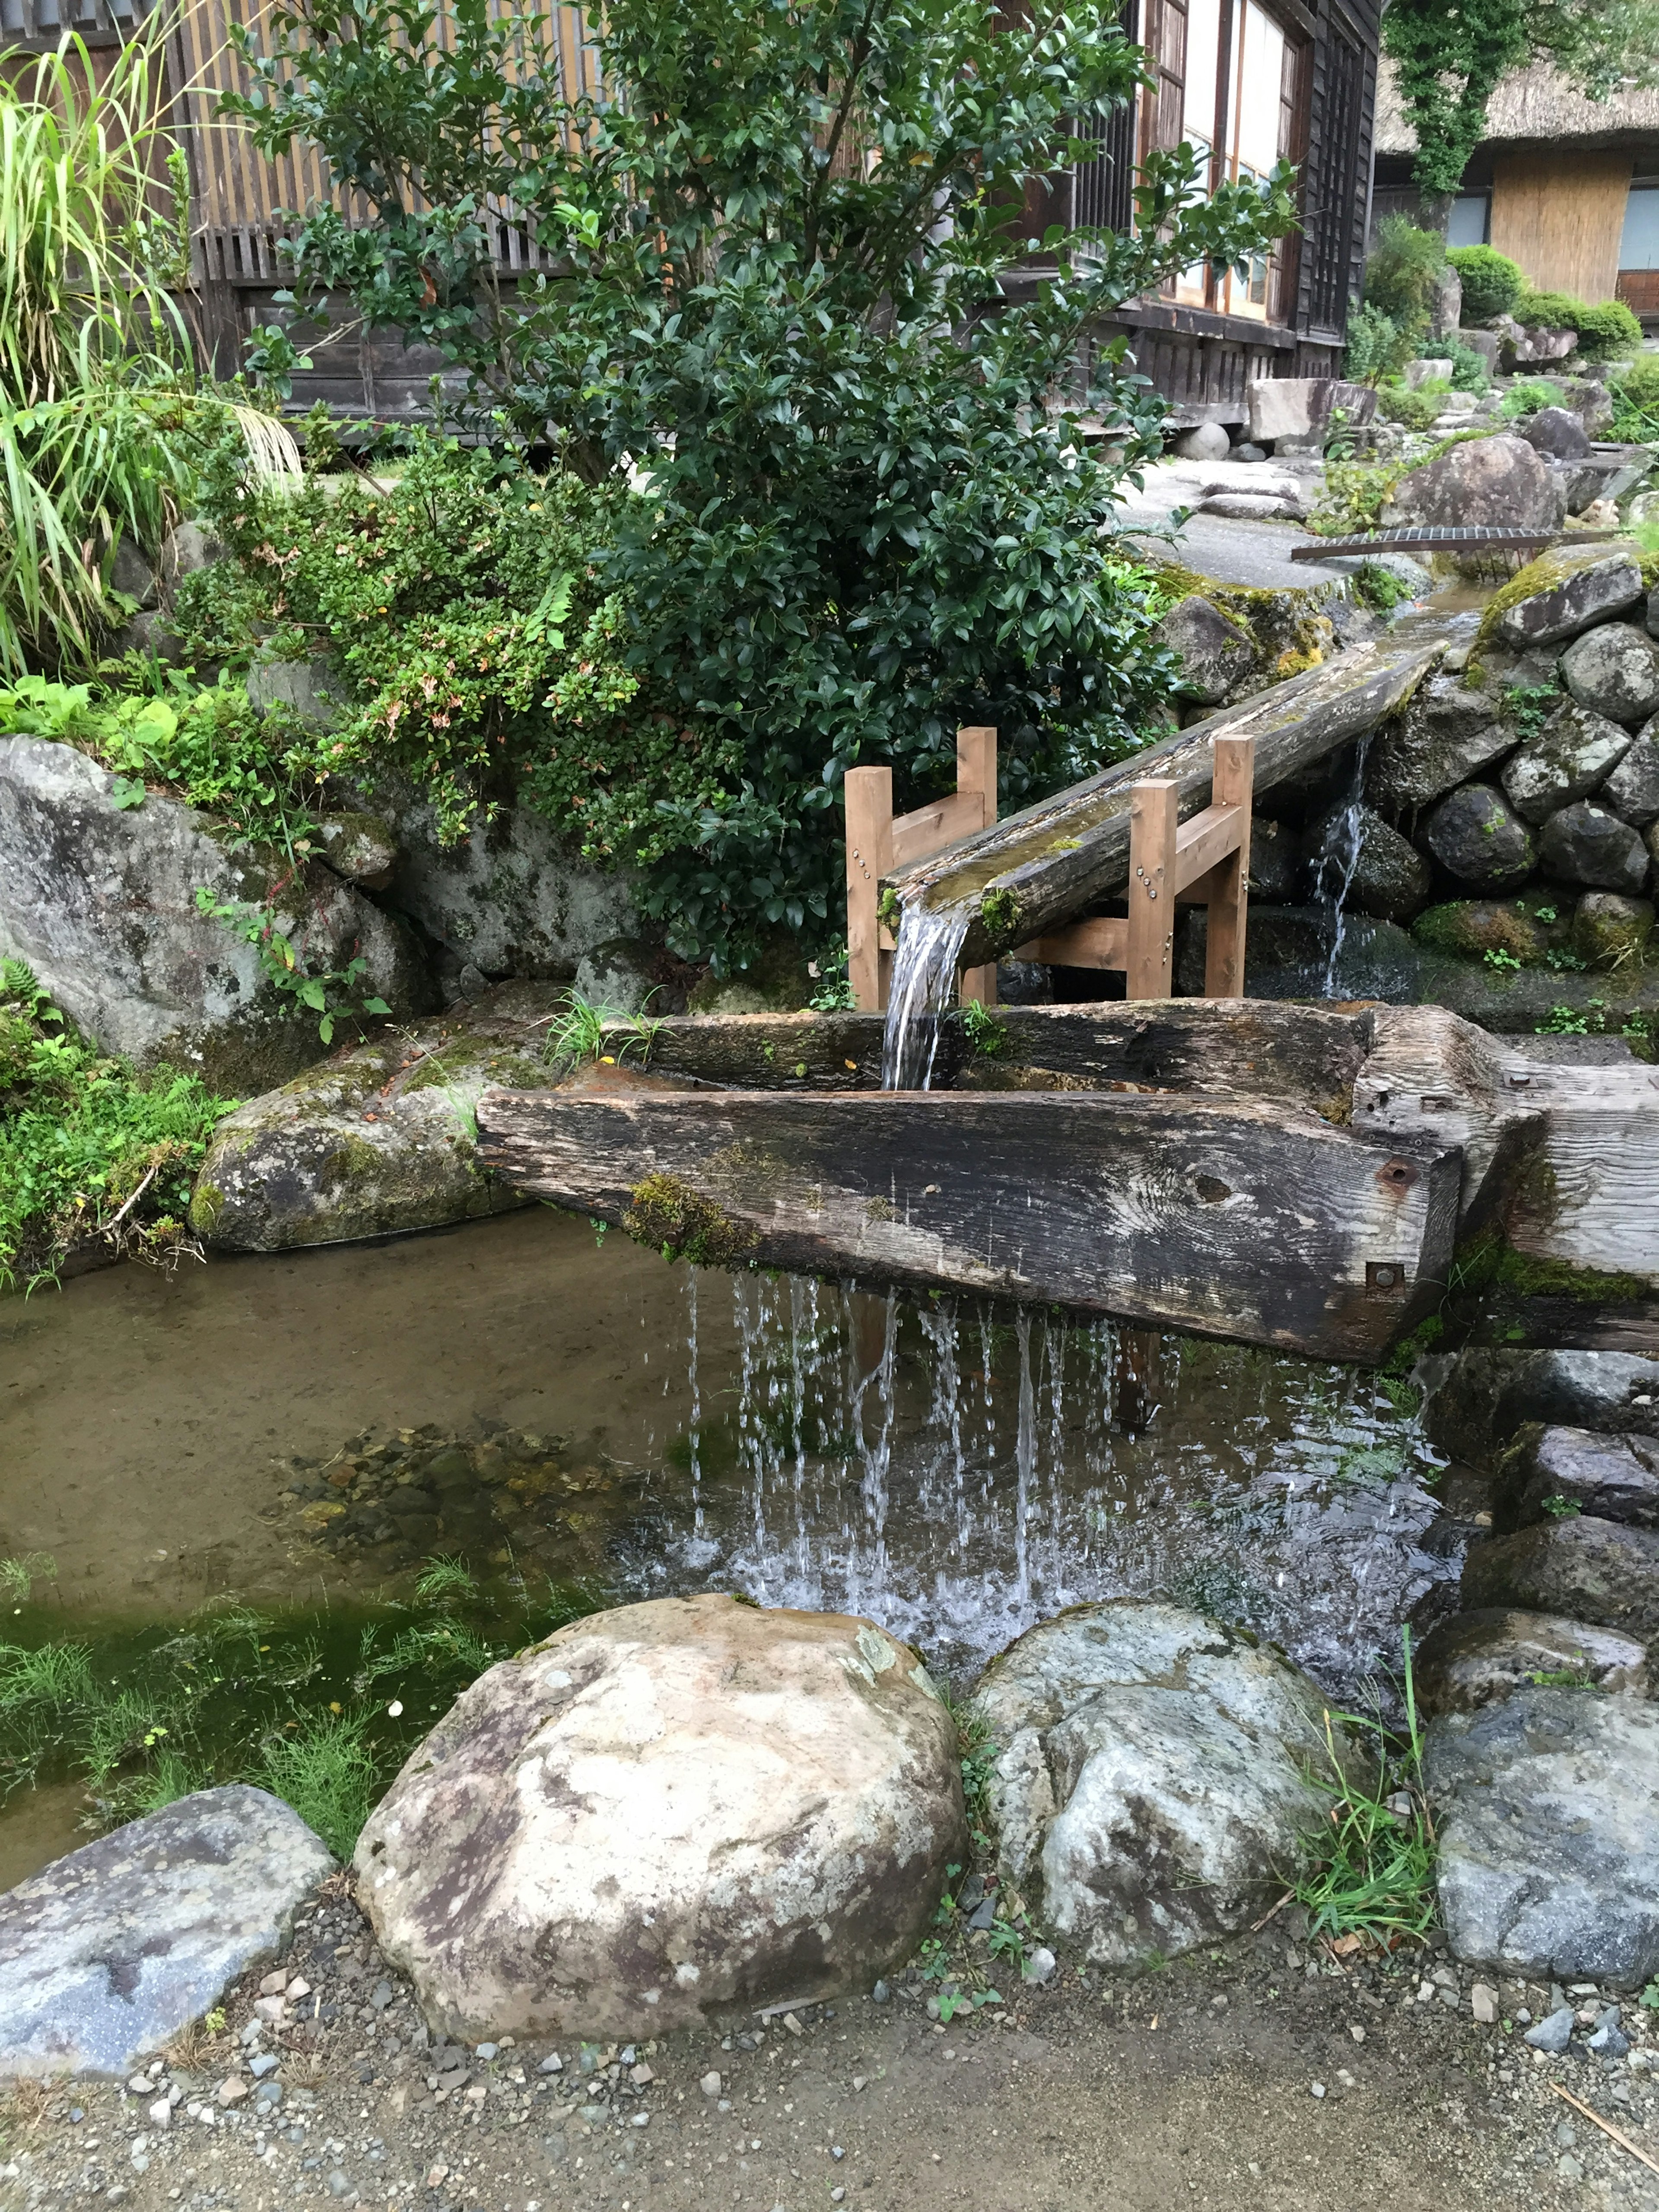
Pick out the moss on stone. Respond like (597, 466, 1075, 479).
(979, 887, 1022, 943)
(623, 1173, 760, 1268)
(1471, 543, 1628, 657)
(1452, 1226, 1653, 1307)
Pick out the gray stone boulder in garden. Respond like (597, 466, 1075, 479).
(1538, 801, 1651, 892)
(0, 1786, 331, 2079)
(354, 1594, 965, 2041)
(245, 654, 346, 729)
(0, 735, 432, 1093)
(315, 811, 399, 887)
(573, 936, 686, 1017)
(1366, 675, 1512, 812)
(1493, 1422, 1659, 1530)
(1152, 595, 1260, 706)
(1602, 726, 1659, 827)
(1498, 699, 1632, 824)
(1414, 1608, 1648, 1717)
(1243, 818, 1297, 902)
(1424, 1349, 1659, 1464)
(1559, 623, 1659, 726)
(1572, 892, 1655, 968)
(1489, 548, 1642, 649)
(1520, 407, 1592, 461)
(1301, 801, 1432, 923)
(1462, 1516, 1659, 1643)
(1170, 423, 1230, 462)
(1422, 782, 1536, 891)
(1385, 434, 1561, 532)
(1424, 1688, 1659, 1986)
(968, 1602, 1354, 1970)
(190, 983, 564, 1251)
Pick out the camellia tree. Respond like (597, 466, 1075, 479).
(224, 0, 1295, 966)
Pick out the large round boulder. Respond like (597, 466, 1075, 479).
(1386, 434, 1561, 532)
(354, 1595, 964, 2040)
(1152, 595, 1259, 706)
(1423, 782, 1536, 891)
(1302, 801, 1432, 923)
(1603, 724, 1659, 828)
(1559, 623, 1659, 726)
(969, 1602, 1354, 1969)
(1499, 699, 1631, 825)
(1491, 548, 1643, 651)
(1538, 801, 1651, 892)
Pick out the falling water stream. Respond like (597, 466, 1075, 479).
(1310, 723, 1378, 997)
(881, 903, 971, 1089)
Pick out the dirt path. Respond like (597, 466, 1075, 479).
(5, 1881, 1655, 2212)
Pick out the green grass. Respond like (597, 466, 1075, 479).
(0, 958, 233, 1290)
(539, 987, 663, 1069)
(257, 1712, 380, 1859)
(1291, 1629, 1437, 1950)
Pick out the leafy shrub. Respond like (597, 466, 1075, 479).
(1513, 288, 1586, 331)
(1376, 385, 1447, 432)
(1571, 299, 1644, 362)
(1443, 337, 1492, 392)
(0, 958, 232, 1290)
(1363, 216, 1446, 337)
(1498, 378, 1567, 419)
(1344, 301, 1409, 382)
(1611, 353, 1659, 439)
(1446, 245, 1524, 323)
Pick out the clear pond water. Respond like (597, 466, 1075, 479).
(0, 1207, 1457, 1881)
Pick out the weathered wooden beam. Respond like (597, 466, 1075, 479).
(887, 639, 1442, 968)
(475, 1086, 1460, 1363)
(624, 1001, 1375, 1112)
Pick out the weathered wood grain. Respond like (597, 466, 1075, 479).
(475, 1087, 1460, 1363)
(887, 639, 1443, 967)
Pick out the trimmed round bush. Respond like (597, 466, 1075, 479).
(1447, 245, 1523, 323)
(1573, 299, 1644, 362)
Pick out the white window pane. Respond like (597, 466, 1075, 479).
(1235, 2, 1284, 176)
(1621, 185, 1659, 270)
(1446, 194, 1489, 248)
(1184, 0, 1221, 143)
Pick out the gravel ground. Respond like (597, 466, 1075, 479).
(4, 1878, 1656, 2212)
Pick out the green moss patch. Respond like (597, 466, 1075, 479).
(623, 1173, 760, 1268)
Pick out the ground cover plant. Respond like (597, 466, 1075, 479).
(0, 958, 231, 1291)
(215, 0, 1294, 969)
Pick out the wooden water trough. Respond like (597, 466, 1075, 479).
(475, 1001, 1659, 1365)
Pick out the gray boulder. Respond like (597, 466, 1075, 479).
(1497, 322, 1578, 372)
(0, 1786, 331, 2079)
(1245, 378, 1376, 449)
(1572, 891, 1655, 968)
(1153, 595, 1259, 706)
(1462, 1516, 1659, 1643)
(157, 521, 223, 594)
(315, 811, 399, 886)
(572, 936, 682, 1018)
(1414, 1608, 1648, 1716)
(105, 536, 159, 610)
(1490, 549, 1643, 650)
(1177, 905, 1424, 1002)
(1303, 801, 1433, 923)
(1367, 676, 1513, 811)
(246, 655, 346, 730)
(1423, 783, 1537, 891)
(969, 1602, 1353, 1969)
(1424, 1349, 1659, 1463)
(190, 984, 564, 1250)
(373, 786, 638, 981)
(1425, 1688, 1659, 1986)
(1499, 699, 1633, 824)
(1496, 1423, 1659, 1530)
(0, 736, 432, 1093)
(1538, 801, 1651, 893)
(1428, 261, 1463, 341)
(1521, 407, 1592, 461)
(1386, 435, 1561, 532)
(1602, 725, 1659, 828)
(1457, 329, 1502, 374)
(1559, 623, 1659, 726)
(1244, 818, 1298, 902)
(1170, 422, 1231, 462)
(355, 1595, 964, 2040)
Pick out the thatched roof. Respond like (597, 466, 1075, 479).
(1375, 58, 1659, 155)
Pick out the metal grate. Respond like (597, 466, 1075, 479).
(1291, 526, 1623, 559)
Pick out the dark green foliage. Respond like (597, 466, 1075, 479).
(1568, 299, 1644, 362)
(0, 959, 232, 1291)
(1446, 245, 1523, 323)
(1363, 216, 1445, 337)
(1376, 384, 1447, 432)
(1498, 377, 1566, 420)
(218, 0, 1294, 966)
(1343, 300, 1411, 382)
(1442, 337, 1492, 392)
(1611, 354, 1659, 439)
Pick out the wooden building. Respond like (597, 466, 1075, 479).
(3, 0, 1381, 422)
(1373, 60, 1659, 321)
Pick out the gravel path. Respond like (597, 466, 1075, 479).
(1112, 457, 1357, 589)
(3, 1879, 1655, 2212)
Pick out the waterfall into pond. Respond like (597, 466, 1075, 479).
(881, 902, 970, 1090)
(1311, 726, 1378, 996)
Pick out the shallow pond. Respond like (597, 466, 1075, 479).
(0, 1207, 1456, 1882)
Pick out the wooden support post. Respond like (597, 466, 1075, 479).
(1125, 779, 1179, 1000)
(845, 766, 893, 1014)
(955, 725, 998, 1007)
(1204, 734, 1253, 1000)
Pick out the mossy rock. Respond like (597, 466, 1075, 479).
(1411, 899, 1569, 966)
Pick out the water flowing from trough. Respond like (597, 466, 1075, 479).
(881, 902, 970, 1089)
(1310, 724, 1378, 996)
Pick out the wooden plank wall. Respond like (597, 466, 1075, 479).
(1490, 147, 1634, 301)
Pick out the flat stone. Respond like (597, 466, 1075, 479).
(355, 1595, 964, 2040)
(1462, 1516, 1659, 1643)
(1387, 435, 1560, 533)
(1422, 782, 1537, 891)
(1497, 1423, 1659, 1529)
(1366, 676, 1512, 811)
(1197, 493, 1298, 521)
(1560, 624, 1659, 726)
(1245, 378, 1375, 446)
(1414, 1608, 1649, 1716)
(1425, 1688, 1659, 1986)
(1524, 2002, 1576, 2052)
(1602, 726, 1659, 828)
(1538, 802, 1651, 893)
(1491, 550, 1643, 649)
(969, 1602, 1357, 1970)
(1499, 699, 1632, 825)
(0, 1787, 331, 2078)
